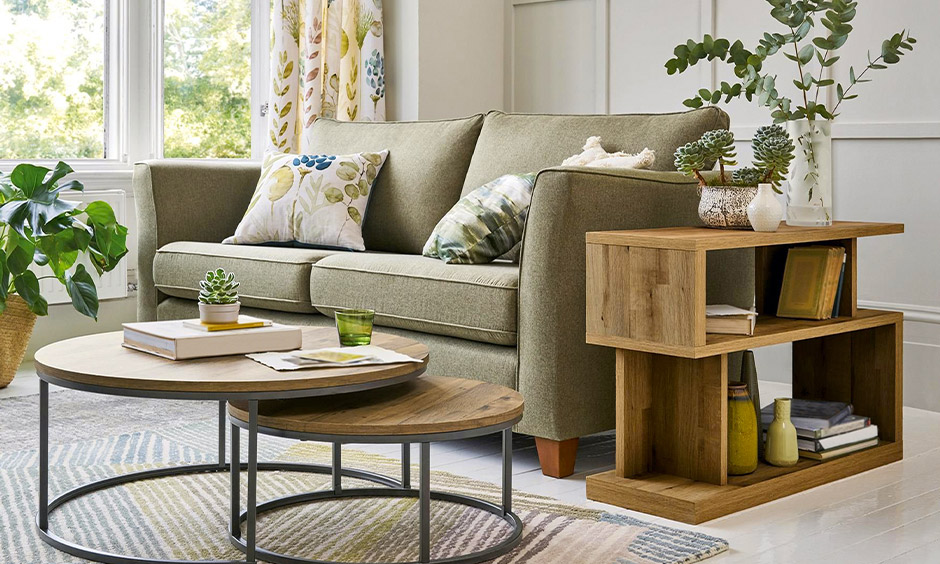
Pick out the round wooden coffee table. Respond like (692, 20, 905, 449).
(227, 375, 524, 564)
(33, 328, 429, 564)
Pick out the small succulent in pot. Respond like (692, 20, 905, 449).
(675, 127, 794, 229)
(198, 268, 240, 324)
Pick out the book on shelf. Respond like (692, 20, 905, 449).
(795, 424, 879, 452)
(122, 320, 302, 360)
(705, 304, 757, 336)
(796, 413, 870, 439)
(799, 437, 879, 461)
(760, 398, 853, 429)
(182, 315, 272, 332)
(831, 254, 846, 318)
(777, 246, 846, 320)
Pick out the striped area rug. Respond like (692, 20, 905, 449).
(1, 389, 728, 563)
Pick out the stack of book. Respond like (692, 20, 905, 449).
(761, 399, 879, 461)
(777, 246, 847, 320)
(123, 315, 302, 360)
(705, 304, 758, 335)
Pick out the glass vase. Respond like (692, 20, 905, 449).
(786, 119, 833, 226)
(727, 383, 758, 475)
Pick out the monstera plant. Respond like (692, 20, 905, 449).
(0, 162, 128, 387)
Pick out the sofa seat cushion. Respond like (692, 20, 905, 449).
(154, 242, 341, 313)
(310, 254, 518, 345)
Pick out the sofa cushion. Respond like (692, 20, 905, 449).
(461, 107, 730, 195)
(306, 115, 485, 255)
(310, 254, 518, 345)
(154, 242, 341, 313)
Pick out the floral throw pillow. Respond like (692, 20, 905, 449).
(423, 173, 536, 264)
(224, 150, 388, 251)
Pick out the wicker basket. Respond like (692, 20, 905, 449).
(1, 295, 37, 388)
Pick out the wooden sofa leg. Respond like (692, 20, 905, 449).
(535, 437, 579, 478)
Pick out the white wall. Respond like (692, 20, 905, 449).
(385, 0, 505, 120)
(490, 0, 940, 411)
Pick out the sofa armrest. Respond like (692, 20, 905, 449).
(515, 166, 754, 440)
(134, 160, 261, 320)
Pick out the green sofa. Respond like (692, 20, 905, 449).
(134, 108, 753, 477)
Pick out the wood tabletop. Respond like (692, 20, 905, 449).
(228, 375, 524, 436)
(33, 328, 429, 395)
(586, 221, 904, 251)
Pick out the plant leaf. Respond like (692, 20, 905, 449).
(13, 270, 47, 316)
(65, 264, 98, 320)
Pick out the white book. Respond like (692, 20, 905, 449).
(795, 424, 879, 452)
(123, 320, 302, 360)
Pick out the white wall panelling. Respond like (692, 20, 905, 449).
(500, 0, 940, 411)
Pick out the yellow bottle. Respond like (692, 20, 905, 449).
(765, 398, 799, 467)
(727, 383, 758, 475)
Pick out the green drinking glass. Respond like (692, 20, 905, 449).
(334, 309, 375, 346)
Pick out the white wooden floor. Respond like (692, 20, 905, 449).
(5, 369, 939, 563)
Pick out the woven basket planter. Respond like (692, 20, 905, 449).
(1, 295, 37, 388)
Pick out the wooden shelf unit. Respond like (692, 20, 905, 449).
(584, 221, 905, 524)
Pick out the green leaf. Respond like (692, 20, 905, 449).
(13, 271, 47, 316)
(344, 184, 360, 199)
(10, 164, 48, 198)
(798, 44, 815, 65)
(0, 253, 8, 302)
(336, 166, 357, 182)
(65, 264, 98, 320)
(83, 201, 117, 227)
(6, 235, 34, 275)
(358, 178, 370, 196)
(324, 187, 344, 203)
(347, 206, 362, 226)
(282, 60, 294, 80)
(698, 88, 712, 100)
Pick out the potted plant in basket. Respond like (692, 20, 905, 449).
(675, 125, 794, 230)
(0, 162, 129, 388)
(664, 0, 916, 226)
(198, 268, 241, 324)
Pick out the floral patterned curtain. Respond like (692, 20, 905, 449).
(268, 0, 385, 154)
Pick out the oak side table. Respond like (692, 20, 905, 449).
(584, 221, 904, 524)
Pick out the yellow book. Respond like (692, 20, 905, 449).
(181, 315, 272, 332)
(777, 246, 845, 320)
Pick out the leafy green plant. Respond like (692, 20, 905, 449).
(198, 269, 239, 305)
(0, 162, 128, 319)
(664, 0, 916, 123)
(675, 126, 795, 192)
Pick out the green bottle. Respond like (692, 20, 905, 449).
(765, 398, 799, 467)
(727, 383, 758, 475)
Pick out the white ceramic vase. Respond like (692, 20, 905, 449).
(786, 119, 833, 226)
(747, 183, 783, 232)
(199, 302, 240, 324)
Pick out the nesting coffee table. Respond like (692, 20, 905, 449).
(32, 328, 429, 564)
(227, 375, 525, 564)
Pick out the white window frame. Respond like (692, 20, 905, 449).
(0, 0, 270, 184)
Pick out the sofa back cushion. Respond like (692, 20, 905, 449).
(307, 115, 485, 254)
(461, 107, 729, 195)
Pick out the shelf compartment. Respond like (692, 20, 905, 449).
(588, 309, 903, 358)
(586, 441, 903, 524)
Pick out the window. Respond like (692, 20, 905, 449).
(0, 0, 108, 159)
(163, 0, 253, 158)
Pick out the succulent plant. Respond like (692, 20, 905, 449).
(752, 125, 795, 190)
(198, 269, 239, 305)
(675, 126, 795, 193)
(674, 141, 708, 185)
(732, 167, 763, 186)
(699, 129, 737, 182)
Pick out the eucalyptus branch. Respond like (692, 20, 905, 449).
(813, 49, 829, 105)
(790, 28, 811, 111)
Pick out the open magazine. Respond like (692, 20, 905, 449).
(246, 345, 423, 371)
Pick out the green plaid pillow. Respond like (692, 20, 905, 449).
(423, 173, 536, 264)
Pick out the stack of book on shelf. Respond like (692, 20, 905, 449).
(705, 304, 757, 336)
(122, 315, 302, 360)
(761, 399, 879, 461)
(777, 246, 847, 320)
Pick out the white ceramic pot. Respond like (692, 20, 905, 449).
(747, 183, 783, 232)
(698, 185, 758, 229)
(786, 119, 833, 226)
(199, 302, 240, 324)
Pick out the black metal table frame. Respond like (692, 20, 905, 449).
(227, 413, 524, 564)
(35, 368, 424, 564)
